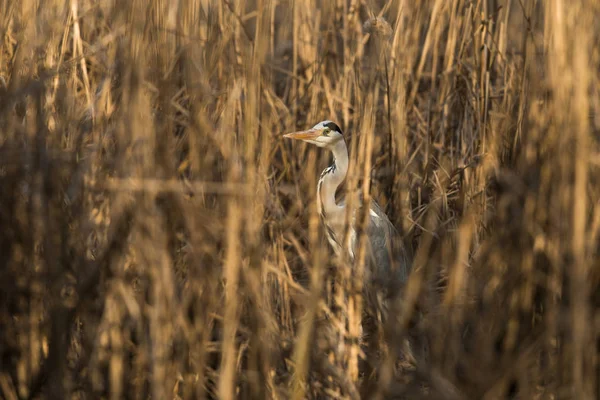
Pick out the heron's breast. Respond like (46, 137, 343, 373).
(321, 216, 357, 259)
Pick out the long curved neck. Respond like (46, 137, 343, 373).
(317, 139, 348, 217)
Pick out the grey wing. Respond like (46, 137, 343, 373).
(365, 201, 411, 287)
(356, 200, 412, 322)
(340, 193, 411, 284)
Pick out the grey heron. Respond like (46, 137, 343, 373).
(284, 120, 411, 315)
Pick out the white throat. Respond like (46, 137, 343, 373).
(317, 139, 348, 218)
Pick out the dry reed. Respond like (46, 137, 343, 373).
(0, 0, 598, 399)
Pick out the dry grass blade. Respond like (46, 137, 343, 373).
(0, 1, 597, 399)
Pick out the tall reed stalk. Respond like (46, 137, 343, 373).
(0, 0, 598, 399)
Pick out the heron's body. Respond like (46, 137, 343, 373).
(285, 121, 410, 304)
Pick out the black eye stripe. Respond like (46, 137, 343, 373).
(324, 122, 342, 134)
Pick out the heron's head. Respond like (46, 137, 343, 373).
(284, 120, 344, 148)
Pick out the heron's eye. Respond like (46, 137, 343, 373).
(322, 128, 330, 136)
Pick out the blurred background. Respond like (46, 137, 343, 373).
(0, 0, 598, 399)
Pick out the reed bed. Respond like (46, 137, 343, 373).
(0, 0, 598, 399)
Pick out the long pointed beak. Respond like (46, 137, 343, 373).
(283, 129, 321, 141)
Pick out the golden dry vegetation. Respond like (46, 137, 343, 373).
(0, 0, 599, 399)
